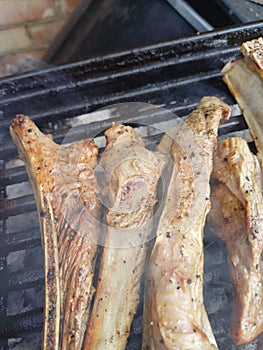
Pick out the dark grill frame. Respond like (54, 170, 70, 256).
(1, 20, 263, 350)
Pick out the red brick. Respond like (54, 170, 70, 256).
(0, 49, 46, 77)
(0, 27, 32, 53)
(30, 20, 64, 46)
(0, 0, 56, 27)
(60, 0, 81, 15)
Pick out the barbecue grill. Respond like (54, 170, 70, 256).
(1, 17, 263, 350)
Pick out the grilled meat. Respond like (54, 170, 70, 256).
(207, 137, 263, 345)
(83, 123, 167, 350)
(10, 115, 100, 350)
(222, 37, 263, 163)
(143, 96, 230, 350)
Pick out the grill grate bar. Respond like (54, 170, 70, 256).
(0, 309, 43, 339)
(0, 167, 28, 187)
(0, 195, 36, 220)
(1, 19, 261, 106)
(8, 268, 44, 291)
(0, 228, 40, 253)
(1, 47, 233, 107)
(0, 69, 228, 129)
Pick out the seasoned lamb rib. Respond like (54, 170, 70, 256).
(222, 37, 263, 163)
(10, 115, 100, 350)
(207, 137, 263, 345)
(143, 97, 231, 349)
(83, 123, 167, 350)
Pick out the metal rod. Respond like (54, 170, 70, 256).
(166, 0, 214, 32)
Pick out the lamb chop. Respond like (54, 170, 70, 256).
(10, 115, 100, 350)
(222, 37, 263, 164)
(83, 123, 167, 350)
(143, 97, 231, 349)
(207, 137, 263, 345)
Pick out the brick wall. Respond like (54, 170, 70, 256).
(0, 0, 81, 77)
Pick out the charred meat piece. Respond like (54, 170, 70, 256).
(222, 37, 263, 163)
(207, 137, 263, 345)
(143, 97, 230, 350)
(10, 115, 100, 350)
(84, 123, 167, 350)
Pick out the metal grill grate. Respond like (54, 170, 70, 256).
(1, 21, 263, 349)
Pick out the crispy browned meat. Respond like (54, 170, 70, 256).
(222, 37, 263, 163)
(10, 115, 100, 350)
(84, 123, 167, 350)
(143, 97, 231, 350)
(207, 137, 263, 345)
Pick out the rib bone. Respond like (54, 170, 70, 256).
(143, 97, 230, 350)
(10, 115, 100, 350)
(84, 123, 167, 350)
(208, 137, 263, 345)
